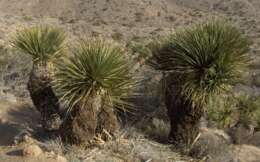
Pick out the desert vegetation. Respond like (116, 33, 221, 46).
(53, 39, 136, 144)
(0, 1, 260, 160)
(11, 26, 66, 131)
(207, 94, 260, 129)
(149, 20, 250, 147)
(7, 19, 255, 154)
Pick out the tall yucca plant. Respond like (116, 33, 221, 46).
(12, 26, 66, 62)
(53, 39, 135, 144)
(12, 25, 66, 131)
(149, 20, 250, 146)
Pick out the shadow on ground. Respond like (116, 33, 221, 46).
(0, 100, 40, 146)
(6, 149, 23, 156)
(0, 122, 21, 146)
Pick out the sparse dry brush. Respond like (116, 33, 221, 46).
(207, 94, 260, 129)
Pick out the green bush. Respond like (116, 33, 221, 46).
(53, 39, 136, 111)
(149, 20, 250, 108)
(11, 25, 66, 63)
(127, 41, 152, 61)
(207, 96, 236, 128)
(207, 95, 260, 129)
(236, 95, 260, 126)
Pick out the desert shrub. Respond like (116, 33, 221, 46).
(11, 25, 66, 63)
(236, 95, 260, 127)
(149, 20, 250, 107)
(53, 39, 136, 111)
(127, 40, 152, 61)
(256, 109, 260, 130)
(207, 96, 236, 128)
(149, 19, 250, 146)
(53, 39, 137, 144)
(11, 25, 66, 131)
(43, 137, 65, 155)
(207, 95, 260, 129)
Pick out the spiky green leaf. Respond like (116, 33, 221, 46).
(149, 20, 250, 107)
(53, 39, 136, 111)
(11, 25, 66, 63)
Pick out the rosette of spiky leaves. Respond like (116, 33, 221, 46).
(149, 20, 250, 108)
(11, 25, 66, 63)
(53, 39, 136, 112)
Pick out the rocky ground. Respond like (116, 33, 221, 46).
(0, 0, 260, 162)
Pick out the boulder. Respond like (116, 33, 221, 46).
(14, 132, 35, 145)
(56, 155, 67, 162)
(190, 128, 235, 162)
(227, 123, 254, 144)
(234, 145, 260, 162)
(190, 128, 260, 162)
(22, 144, 43, 157)
(248, 131, 260, 148)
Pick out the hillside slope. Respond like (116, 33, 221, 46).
(0, 0, 260, 162)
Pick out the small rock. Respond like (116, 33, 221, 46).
(228, 123, 254, 144)
(45, 151, 56, 158)
(0, 118, 7, 123)
(190, 128, 234, 162)
(248, 131, 260, 148)
(23, 135, 35, 143)
(56, 155, 67, 162)
(22, 144, 43, 157)
(49, 151, 55, 156)
(14, 133, 35, 145)
(138, 153, 153, 162)
(200, 127, 231, 143)
(234, 145, 260, 162)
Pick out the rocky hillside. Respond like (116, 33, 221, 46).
(0, 0, 260, 162)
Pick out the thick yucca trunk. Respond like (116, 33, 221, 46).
(28, 63, 62, 131)
(165, 79, 203, 147)
(60, 94, 118, 144)
(96, 104, 118, 140)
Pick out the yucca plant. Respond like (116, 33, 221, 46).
(149, 20, 250, 147)
(53, 39, 135, 144)
(12, 25, 66, 131)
